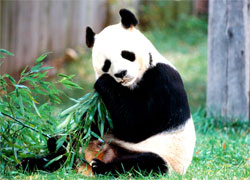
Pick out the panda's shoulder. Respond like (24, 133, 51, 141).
(155, 62, 178, 75)
(144, 62, 182, 84)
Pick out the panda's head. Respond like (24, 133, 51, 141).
(86, 9, 155, 88)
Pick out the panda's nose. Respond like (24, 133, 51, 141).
(114, 70, 127, 78)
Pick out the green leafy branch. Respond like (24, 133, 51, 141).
(0, 51, 74, 165)
(0, 112, 50, 138)
(0, 49, 111, 173)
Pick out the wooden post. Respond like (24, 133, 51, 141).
(207, 0, 250, 121)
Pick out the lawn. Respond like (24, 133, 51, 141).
(2, 110, 249, 179)
(1, 16, 249, 179)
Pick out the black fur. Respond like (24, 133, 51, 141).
(92, 152, 167, 175)
(92, 63, 190, 175)
(119, 9, 138, 28)
(94, 63, 190, 143)
(102, 59, 111, 72)
(92, 143, 167, 175)
(19, 152, 67, 172)
(149, 53, 153, 66)
(86, 26, 95, 48)
(114, 70, 127, 79)
(121, 51, 136, 62)
(18, 137, 66, 172)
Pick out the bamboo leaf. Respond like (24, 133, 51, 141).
(56, 136, 66, 151)
(37, 66, 53, 72)
(44, 155, 63, 168)
(18, 95, 24, 116)
(58, 73, 75, 79)
(0, 49, 14, 56)
(58, 73, 70, 78)
(35, 52, 51, 63)
(78, 92, 92, 102)
(60, 79, 82, 89)
(97, 102, 104, 137)
(21, 66, 28, 76)
(15, 84, 31, 92)
(26, 131, 40, 144)
(13, 147, 18, 162)
(90, 131, 102, 140)
(69, 153, 75, 169)
(68, 97, 79, 103)
(32, 101, 41, 117)
(60, 103, 80, 117)
(106, 110, 113, 129)
(57, 113, 73, 129)
(100, 119, 104, 137)
(5, 74, 16, 85)
(30, 66, 53, 73)
(28, 94, 39, 104)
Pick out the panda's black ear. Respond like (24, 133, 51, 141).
(86, 26, 95, 48)
(119, 9, 138, 28)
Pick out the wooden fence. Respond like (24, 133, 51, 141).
(207, 0, 250, 121)
(0, 0, 107, 75)
(0, 0, 198, 75)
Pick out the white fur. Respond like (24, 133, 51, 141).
(92, 23, 175, 88)
(106, 118, 196, 175)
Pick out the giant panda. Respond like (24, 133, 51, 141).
(19, 9, 195, 176)
(84, 9, 196, 175)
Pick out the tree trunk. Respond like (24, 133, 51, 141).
(207, 0, 250, 121)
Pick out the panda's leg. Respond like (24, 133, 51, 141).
(91, 152, 167, 175)
(19, 151, 67, 172)
(18, 137, 67, 172)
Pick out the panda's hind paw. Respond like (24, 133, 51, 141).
(91, 158, 108, 175)
(17, 157, 37, 172)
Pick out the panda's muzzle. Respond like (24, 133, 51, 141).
(114, 70, 127, 79)
(120, 79, 125, 83)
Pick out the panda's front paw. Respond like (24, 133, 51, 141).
(91, 158, 109, 175)
(94, 74, 117, 93)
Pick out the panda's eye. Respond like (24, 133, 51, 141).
(121, 51, 135, 62)
(102, 59, 111, 72)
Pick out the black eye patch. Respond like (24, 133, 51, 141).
(121, 51, 136, 62)
(102, 59, 111, 72)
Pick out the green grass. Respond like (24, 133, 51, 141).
(1, 110, 249, 179)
